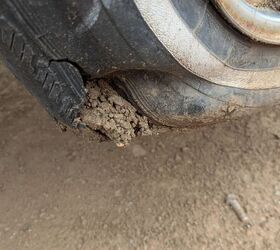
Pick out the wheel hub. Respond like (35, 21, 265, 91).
(213, 0, 280, 45)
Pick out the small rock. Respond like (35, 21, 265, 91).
(226, 194, 252, 228)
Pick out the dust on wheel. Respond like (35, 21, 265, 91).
(1, 0, 280, 145)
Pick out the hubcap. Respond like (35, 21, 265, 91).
(213, 0, 280, 45)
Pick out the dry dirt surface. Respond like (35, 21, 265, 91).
(1, 63, 280, 250)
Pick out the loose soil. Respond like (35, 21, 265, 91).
(1, 64, 280, 250)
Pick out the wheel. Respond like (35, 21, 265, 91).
(0, 0, 280, 141)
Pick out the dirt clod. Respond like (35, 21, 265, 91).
(80, 80, 152, 146)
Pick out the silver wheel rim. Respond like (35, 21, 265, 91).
(134, 0, 280, 89)
(213, 0, 280, 45)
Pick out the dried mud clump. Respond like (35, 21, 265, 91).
(80, 80, 153, 147)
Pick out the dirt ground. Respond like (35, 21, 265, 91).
(1, 63, 280, 250)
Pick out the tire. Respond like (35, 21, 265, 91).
(0, 1, 86, 126)
(0, 0, 280, 128)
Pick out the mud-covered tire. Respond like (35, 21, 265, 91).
(0, 0, 280, 129)
(113, 70, 280, 127)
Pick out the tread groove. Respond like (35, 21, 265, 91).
(20, 42, 26, 61)
(9, 31, 15, 51)
(0, 14, 85, 126)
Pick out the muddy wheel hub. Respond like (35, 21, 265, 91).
(213, 0, 280, 45)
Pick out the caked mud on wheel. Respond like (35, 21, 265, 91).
(113, 70, 280, 127)
(2, 0, 280, 146)
(76, 70, 280, 146)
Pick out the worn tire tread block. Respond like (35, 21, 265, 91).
(0, 7, 86, 126)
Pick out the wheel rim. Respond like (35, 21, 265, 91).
(134, 0, 280, 89)
(213, 0, 280, 45)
